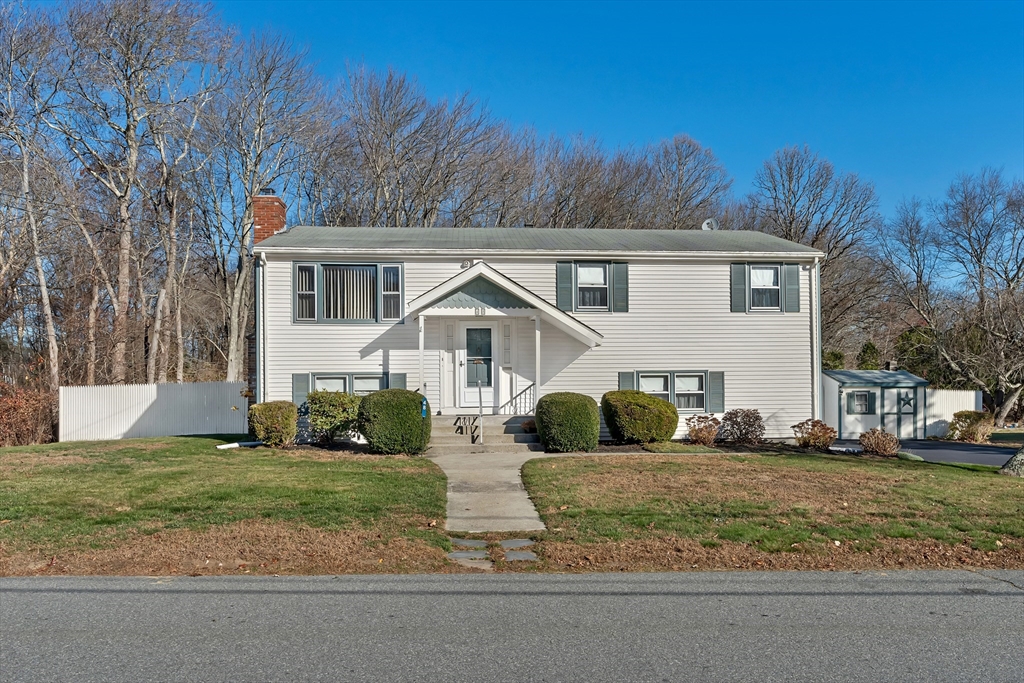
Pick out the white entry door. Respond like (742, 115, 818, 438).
(458, 322, 498, 409)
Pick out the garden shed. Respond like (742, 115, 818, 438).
(822, 370, 930, 440)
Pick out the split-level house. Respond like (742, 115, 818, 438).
(250, 192, 826, 439)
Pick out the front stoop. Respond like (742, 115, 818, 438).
(427, 415, 540, 455)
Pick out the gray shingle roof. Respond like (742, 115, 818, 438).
(256, 226, 823, 255)
(823, 370, 929, 387)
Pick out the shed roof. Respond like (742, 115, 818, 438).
(256, 226, 823, 256)
(823, 370, 929, 387)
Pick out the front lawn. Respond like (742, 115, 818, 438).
(519, 452, 1024, 571)
(0, 436, 453, 576)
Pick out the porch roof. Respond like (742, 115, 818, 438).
(406, 262, 603, 347)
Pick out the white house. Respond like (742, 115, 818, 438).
(251, 192, 826, 439)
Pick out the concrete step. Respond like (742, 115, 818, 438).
(430, 433, 540, 446)
(432, 415, 533, 427)
(426, 442, 546, 455)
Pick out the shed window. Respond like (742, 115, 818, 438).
(853, 391, 870, 414)
(750, 265, 781, 310)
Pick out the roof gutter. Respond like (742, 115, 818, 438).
(256, 247, 826, 261)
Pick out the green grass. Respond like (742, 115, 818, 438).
(643, 442, 720, 454)
(522, 452, 1024, 553)
(0, 436, 448, 553)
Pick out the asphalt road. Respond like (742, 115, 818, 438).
(2, 571, 1022, 682)
(835, 439, 1018, 467)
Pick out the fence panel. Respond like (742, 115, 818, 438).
(925, 389, 983, 438)
(59, 382, 248, 441)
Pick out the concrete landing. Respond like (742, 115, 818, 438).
(427, 451, 545, 533)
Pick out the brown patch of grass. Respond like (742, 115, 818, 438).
(531, 537, 1024, 572)
(0, 519, 466, 576)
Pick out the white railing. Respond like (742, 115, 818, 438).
(499, 383, 536, 415)
(59, 381, 249, 441)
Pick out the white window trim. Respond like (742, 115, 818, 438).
(673, 373, 706, 411)
(637, 370, 710, 414)
(749, 263, 782, 312)
(575, 262, 610, 312)
(853, 391, 870, 414)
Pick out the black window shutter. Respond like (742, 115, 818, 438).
(846, 393, 856, 414)
(389, 373, 407, 390)
(618, 372, 635, 390)
(708, 372, 725, 412)
(730, 264, 747, 313)
(611, 262, 629, 312)
(867, 391, 877, 415)
(784, 263, 800, 312)
(556, 262, 573, 311)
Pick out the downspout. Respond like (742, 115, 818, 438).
(257, 251, 267, 403)
(813, 257, 822, 420)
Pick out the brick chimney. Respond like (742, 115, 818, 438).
(253, 188, 286, 245)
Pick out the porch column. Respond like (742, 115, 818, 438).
(534, 315, 541, 412)
(418, 316, 425, 394)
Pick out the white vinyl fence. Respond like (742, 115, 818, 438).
(925, 388, 983, 438)
(59, 382, 249, 441)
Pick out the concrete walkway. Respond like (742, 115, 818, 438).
(427, 450, 546, 533)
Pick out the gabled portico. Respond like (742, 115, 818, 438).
(406, 262, 603, 414)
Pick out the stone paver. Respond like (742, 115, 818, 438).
(500, 539, 535, 549)
(504, 550, 538, 561)
(447, 550, 488, 560)
(451, 538, 488, 548)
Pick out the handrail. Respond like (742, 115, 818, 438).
(499, 383, 536, 415)
(477, 380, 483, 444)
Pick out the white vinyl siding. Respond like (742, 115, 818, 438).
(263, 256, 815, 438)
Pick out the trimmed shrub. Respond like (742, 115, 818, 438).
(0, 384, 54, 447)
(249, 401, 298, 447)
(859, 428, 900, 456)
(946, 410, 994, 443)
(791, 419, 837, 450)
(719, 409, 765, 444)
(357, 389, 431, 455)
(601, 390, 678, 444)
(686, 414, 721, 446)
(535, 392, 600, 453)
(307, 390, 361, 443)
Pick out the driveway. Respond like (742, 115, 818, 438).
(836, 439, 1017, 467)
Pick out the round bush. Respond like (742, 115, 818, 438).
(357, 389, 431, 455)
(536, 392, 599, 453)
(719, 409, 765, 444)
(947, 410, 994, 443)
(791, 419, 837, 450)
(249, 401, 298, 447)
(859, 427, 900, 456)
(601, 390, 678, 444)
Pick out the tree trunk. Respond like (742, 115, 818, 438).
(21, 155, 59, 392)
(87, 278, 99, 385)
(993, 385, 1023, 428)
(111, 195, 133, 383)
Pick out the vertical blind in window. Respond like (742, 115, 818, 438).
(381, 266, 401, 320)
(296, 265, 316, 320)
(323, 265, 377, 321)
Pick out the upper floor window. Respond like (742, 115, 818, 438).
(294, 263, 403, 323)
(749, 265, 781, 310)
(577, 263, 609, 310)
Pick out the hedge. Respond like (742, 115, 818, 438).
(946, 410, 994, 443)
(307, 389, 361, 442)
(249, 401, 298, 447)
(357, 389, 431, 455)
(535, 392, 600, 452)
(601, 390, 678, 444)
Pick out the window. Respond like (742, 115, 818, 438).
(639, 373, 671, 403)
(294, 263, 402, 323)
(674, 374, 705, 410)
(853, 391, 870, 414)
(295, 265, 316, 320)
(750, 265, 781, 310)
(314, 375, 347, 393)
(381, 265, 402, 320)
(639, 371, 709, 412)
(577, 263, 609, 310)
(353, 376, 384, 396)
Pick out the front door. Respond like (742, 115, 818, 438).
(896, 389, 916, 440)
(458, 322, 498, 408)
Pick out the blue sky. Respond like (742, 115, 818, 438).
(215, 0, 1024, 215)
